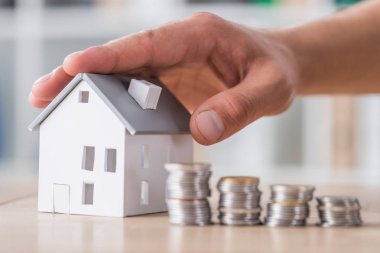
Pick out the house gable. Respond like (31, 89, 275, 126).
(38, 80, 126, 217)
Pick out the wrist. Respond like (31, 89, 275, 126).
(267, 28, 313, 95)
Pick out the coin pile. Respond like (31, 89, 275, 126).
(265, 184, 315, 227)
(316, 196, 363, 227)
(165, 163, 212, 226)
(217, 177, 262, 225)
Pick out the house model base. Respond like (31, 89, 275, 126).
(29, 74, 193, 217)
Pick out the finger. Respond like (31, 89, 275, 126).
(30, 13, 222, 108)
(29, 66, 74, 105)
(62, 14, 217, 76)
(30, 20, 202, 108)
(28, 93, 51, 108)
(190, 70, 292, 145)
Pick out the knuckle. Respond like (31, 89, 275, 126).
(264, 62, 296, 114)
(220, 91, 254, 127)
(189, 12, 223, 28)
(134, 29, 156, 65)
(138, 29, 155, 45)
(190, 12, 218, 22)
(186, 12, 225, 44)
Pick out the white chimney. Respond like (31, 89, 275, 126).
(128, 79, 162, 110)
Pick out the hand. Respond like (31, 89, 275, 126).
(29, 13, 299, 145)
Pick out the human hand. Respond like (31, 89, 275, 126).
(29, 13, 299, 145)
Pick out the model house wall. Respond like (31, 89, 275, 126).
(124, 134, 193, 216)
(39, 80, 126, 217)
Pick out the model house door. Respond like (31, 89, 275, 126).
(53, 183, 70, 214)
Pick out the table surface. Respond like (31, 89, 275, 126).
(1, 176, 379, 253)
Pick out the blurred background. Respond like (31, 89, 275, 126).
(0, 0, 379, 185)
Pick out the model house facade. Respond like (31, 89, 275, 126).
(29, 74, 193, 217)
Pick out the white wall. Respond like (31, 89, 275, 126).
(38, 80, 126, 217)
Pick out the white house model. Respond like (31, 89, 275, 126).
(28, 73, 193, 217)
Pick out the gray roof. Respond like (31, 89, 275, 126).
(28, 73, 190, 135)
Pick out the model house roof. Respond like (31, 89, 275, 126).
(28, 73, 190, 135)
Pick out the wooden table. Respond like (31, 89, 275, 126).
(1, 176, 379, 253)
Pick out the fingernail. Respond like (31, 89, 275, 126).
(196, 110, 224, 142)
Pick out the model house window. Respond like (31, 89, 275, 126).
(82, 146, 95, 171)
(78, 91, 89, 103)
(140, 181, 149, 205)
(141, 145, 149, 169)
(105, 148, 117, 173)
(82, 183, 94, 205)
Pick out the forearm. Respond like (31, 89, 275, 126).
(274, 0, 380, 94)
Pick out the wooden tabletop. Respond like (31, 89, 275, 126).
(1, 176, 379, 253)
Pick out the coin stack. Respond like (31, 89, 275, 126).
(165, 163, 212, 226)
(316, 196, 363, 227)
(217, 177, 262, 225)
(265, 184, 315, 227)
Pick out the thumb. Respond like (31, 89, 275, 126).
(190, 75, 287, 145)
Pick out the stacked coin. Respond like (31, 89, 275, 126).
(265, 184, 315, 227)
(316, 196, 363, 227)
(165, 163, 212, 226)
(217, 177, 262, 225)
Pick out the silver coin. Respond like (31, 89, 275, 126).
(165, 163, 212, 226)
(219, 201, 261, 209)
(316, 196, 359, 204)
(265, 184, 315, 227)
(218, 184, 259, 194)
(219, 218, 261, 226)
(219, 212, 261, 226)
(318, 206, 360, 212)
(217, 176, 262, 226)
(271, 193, 313, 202)
(316, 195, 363, 227)
(265, 219, 308, 225)
(270, 184, 315, 193)
(218, 207, 262, 214)
(220, 192, 261, 198)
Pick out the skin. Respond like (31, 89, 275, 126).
(29, 1, 380, 146)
